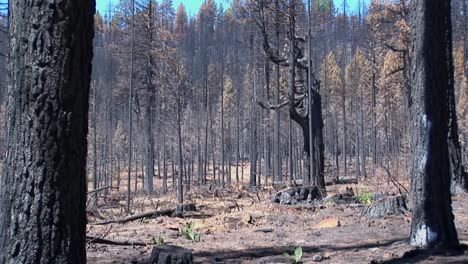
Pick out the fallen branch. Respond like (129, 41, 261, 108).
(92, 208, 176, 225)
(87, 186, 118, 195)
(86, 236, 147, 246)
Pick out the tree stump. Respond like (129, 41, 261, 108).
(149, 245, 193, 264)
(272, 186, 323, 205)
(176, 203, 196, 213)
(362, 195, 408, 218)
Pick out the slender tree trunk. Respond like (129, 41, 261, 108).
(289, 115, 294, 185)
(93, 82, 98, 207)
(126, 0, 135, 214)
(162, 132, 167, 194)
(360, 89, 366, 178)
(273, 0, 282, 183)
(334, 116, 340, 181)
(0, 0, 94, 262)
(409, 0, 459, 248)
(354, 77, 361, 179)
(221, 49, 225, 188)
(117, 156, 121, 189)
(177, 102, 184, 204)
(250, 92, 258, 187)
(371, 45, 377, 178)
(197, 102, 202, 185)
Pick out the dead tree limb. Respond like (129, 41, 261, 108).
(86, 236, 147, 246)
(87, 186, 118, 195)
(92, 208, 176, 225)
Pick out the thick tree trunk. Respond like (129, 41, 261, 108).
(409, 0, 459, 248)
(0, 0, 94, 262)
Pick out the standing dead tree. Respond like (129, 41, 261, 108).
(249, 0, 326, 195)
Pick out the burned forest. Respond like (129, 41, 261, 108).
(0, 0, 467, 263)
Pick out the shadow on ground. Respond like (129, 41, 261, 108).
(193, 238, 406, 263)
(381, 244, 468, 264)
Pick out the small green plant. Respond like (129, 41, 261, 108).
(327, 197, 336, 205)
(358, 189, 373, 205)
(284, 246, 303, 263)
(181, 222, 201, 242)
(152, 234, 166, 245)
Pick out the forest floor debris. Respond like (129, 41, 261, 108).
(86, 172, 468, 264)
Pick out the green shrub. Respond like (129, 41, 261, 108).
(152, 234, 166, 245)
(284, 246, 303, 263)
(358, 189, 373, 205)
(180, 222, 201, 242)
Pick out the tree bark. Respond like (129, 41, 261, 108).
(273, 0, 281, 182)
(177, 103, 184, 204)
(143, 0, 156, 194)
(409, 0, 459, 248)
(0, 0, 94, 262)
(126, 0, 135, 215)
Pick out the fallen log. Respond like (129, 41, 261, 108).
(87, 186, 118, 195)
(93, 208, 176, 225)
(92, 204, 196, 225)
(86, 236, 146, 246)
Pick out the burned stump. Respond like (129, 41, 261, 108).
(149, 245, 193, 264)
(323, 187, 357, 205)
(362, 195, 408, 218)
(272, 186, 323, 205)
(174, 203, 196, 216)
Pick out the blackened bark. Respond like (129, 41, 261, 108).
(409, 0, 459, 248)
(143, 0, 156, 194)
(177, 104, 184, 204)
(273, 0, 281, 182)
(0, 0, 94, 262)
(162, 130, 167, 194)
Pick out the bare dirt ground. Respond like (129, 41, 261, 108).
(86, 165, 468, 264)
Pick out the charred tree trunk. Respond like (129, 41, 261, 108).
(0, 0, 94, 262)
(143, 0, 156, 194)
(273, 0, 282, 183)
(409, 0, 459, 248)
(126, 0, 135, 214)
(177, 104, 184, 204)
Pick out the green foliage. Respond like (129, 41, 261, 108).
(181, 222, 201, 242)
(152, 234, 166, 245)
(284, 246, 303, 263)
(358, 189, 373, 205)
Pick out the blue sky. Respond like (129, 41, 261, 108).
(96, 0, 369, 17)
